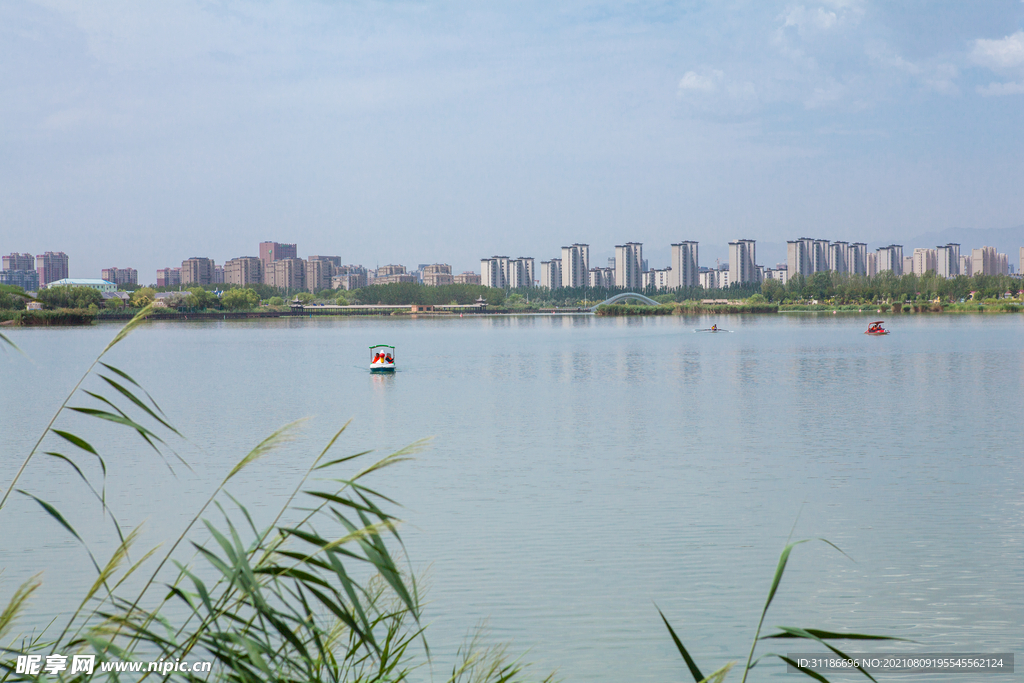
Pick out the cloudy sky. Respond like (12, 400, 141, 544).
(2, 0, 1023, 278)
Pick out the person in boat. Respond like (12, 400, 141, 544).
(711, 324, 717, 331)
(385, 353, 393, 363)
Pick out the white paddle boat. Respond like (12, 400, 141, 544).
(370, 344, 396, 372)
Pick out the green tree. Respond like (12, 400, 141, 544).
(186, 287, 219, 310)
(105, 297, 125, 310)
(0, 292, 27, 310)
(222, 288, 260, 310)
(131, 287, 156, 307)
(37, 285, 103, 310)
(761, 279, 785, 302)
(268, 296, 285, 306)
(806, 272, 832, 301)
(294, 291, 315, 304)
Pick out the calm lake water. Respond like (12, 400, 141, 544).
(2, 313, 1022, 681)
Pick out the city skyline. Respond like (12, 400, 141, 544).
(4, 231, 1018, 294)
(2, 3, 1023, 280)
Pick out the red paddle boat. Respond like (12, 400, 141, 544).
(865, 321, 889, 335)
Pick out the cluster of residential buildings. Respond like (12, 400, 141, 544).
(482, 238, 1018, 292)
(784, 239, 1012, 280)
(1, 239, 1020, 296)
(149, 242, 482, 292)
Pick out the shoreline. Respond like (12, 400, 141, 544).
(4, 301, 1022, 327)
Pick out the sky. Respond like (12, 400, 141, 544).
(1, 0, 1023, 279)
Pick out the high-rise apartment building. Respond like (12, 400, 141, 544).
(911, 248, 938, 275)
(225, 257, 263, 286)
(971, 246, 994, 276)
(540, 259, 562, 289)
(3, 253, 34, 271)
(508, 258, 535, 288)
(0, 269, 39, 291)
(453, 272, 481, 285)
(762, 266, 788, 285)
(848, 243, 867, 275)
(480, 256, 510, 289)
(331, 265, 368, 290)
(699, 268, 730, 289)
(876, 245, 903, 275)
(421, 264, 454, 287)
(668, 241, 699, 289)
(643, 269, 671, 291)
(866, 252, 877, 277)
(308, 255, 342, 268)
(588, 267, 614, 288)
(156, 267, 181, 287)
(828, 241, 849, 273)
(3, 253, 41, 291)
(786, 238, 830, 277)
(306, 258, 333, 292)
(259, 242, 297, 274)
(728, 239, 757, 284)
(36, 252, 69, 286)
(101, 267, 138, 286)
(213, 265, 224, 284)
(329, 266, 366, 290)
(614, 242, 643, 289)
(266, 258, 305, 290)
(960, 255, 972, 277)
(936, 244, 960, 278)
(560, 244, 589, 288)
(181, 257, 215, 285)
(970, 246, 1008, 276)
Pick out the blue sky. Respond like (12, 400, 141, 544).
(1, 0, 1023, 278)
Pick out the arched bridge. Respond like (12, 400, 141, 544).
(589, 292, 661, 311)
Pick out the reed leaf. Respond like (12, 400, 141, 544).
(761, 655, 831, 683)
(225, 419, 305, 483)
(759, 627, 882, 683)
(98, 362, 171, 419)
(656, 605, 703, 682)
(761, 628, 907, 641)
(0, 573, 42, 640)
(51, 430, 100, 457)
(698, 662, 735, 683)
(17, 490, 83, 543)
(101, 303, 155, 354)
(97, 373, 180, 436)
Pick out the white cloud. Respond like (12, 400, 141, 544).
(678, 69, 723, 92)
(782, 6, 838, 34)
(977, 80, 1024, 96)
(970, 30, 1024, 69)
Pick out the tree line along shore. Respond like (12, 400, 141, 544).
(2, 271, 1022, 325)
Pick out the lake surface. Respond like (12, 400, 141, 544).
(2, 314, 1022, 681)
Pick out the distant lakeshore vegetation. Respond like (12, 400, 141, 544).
(1, 270, 1021, 325)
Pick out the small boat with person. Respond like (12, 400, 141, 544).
(865, 321, 889, 336)
(370, 344, 396, 372)
(696, 324, 731, 333)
